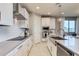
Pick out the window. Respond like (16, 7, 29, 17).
(64, 20, 68, 32)
(69, 20, 75, 32)
(64, 17, 76, 34)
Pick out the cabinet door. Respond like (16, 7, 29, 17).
(24, 9, 29, 20)
(25, 37, 32, 50)
(19, 4, 29, 20)
(7, 37, 32, 56)
(51, 43, 57, 56)
(0, 3, 13, 25)
(16, 38, 32, 56)
(47, 39, 52, 53)
(47, 38, 57, 56)
(42, 17, 51, 27)
(15, 40, 28, 56)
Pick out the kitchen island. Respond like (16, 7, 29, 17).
(47, 35, 79, 56)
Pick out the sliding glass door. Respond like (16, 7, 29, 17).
(69, 20, 75, 33)
(64, 17, 76, 35)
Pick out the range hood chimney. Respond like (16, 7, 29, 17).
(13, 3, 26, 20)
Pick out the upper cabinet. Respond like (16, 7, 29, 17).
(42, 17, 51, 27)
(18, 5, 29, 20)
(42, 17, 56, 30)
(0, 3, 13, 25)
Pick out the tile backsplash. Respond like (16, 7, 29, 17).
(0, 25, 23, 42)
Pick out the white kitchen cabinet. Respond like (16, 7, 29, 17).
(18, 4, 29, 20)
(26, 37, 32, 51)
(7, 37, 32, 56)
(15, 40, 29, 56)
(42, 17, 51, 27)
(23, 8, 29, 20)
(47, 37, 57, 56)
(16, 37, 32, 56)
(47, 38, 52, 53)
(51, 41, 57, 56)
(0, 3, 13, 25)
(6, 42, 27, 56)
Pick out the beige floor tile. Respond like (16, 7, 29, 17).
(29, 42, 51, 56)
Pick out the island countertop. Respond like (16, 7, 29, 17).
(50, 36, 79, 56)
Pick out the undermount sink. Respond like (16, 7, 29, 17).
(51, 36, 67, 40)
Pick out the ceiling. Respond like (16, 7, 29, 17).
(21, 3, 79, 16)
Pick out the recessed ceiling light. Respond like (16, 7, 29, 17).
(59, 18, 62, 22)
(48, 12, 51, 15)
(36, 6, 40, 10)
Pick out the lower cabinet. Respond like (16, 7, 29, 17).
(51, 42, 57, 56)
(15, 40, 29, 56)
(47, 38, 57, 56)
(47, 39, 52, 53)
(7, 37, 32, 56)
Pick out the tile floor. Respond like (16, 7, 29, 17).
(28, 42, 51, 56)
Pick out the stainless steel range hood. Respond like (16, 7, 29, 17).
(14, 13, 26, 20)
(13, 3, 26, 20)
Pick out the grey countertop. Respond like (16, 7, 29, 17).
(0, 36, 29, 56)
(50, 36, 79, 56)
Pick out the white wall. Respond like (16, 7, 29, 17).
(0, 3, 13, 25)
(0, 25, 23, 42)
(30, 13, 41, 44)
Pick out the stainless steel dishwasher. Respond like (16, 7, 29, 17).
(56, 42, 74, 56)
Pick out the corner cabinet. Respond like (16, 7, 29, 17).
(19, 6, 29, 20)
(6, 36, 32, 56)
(0, 3, 13, 25)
